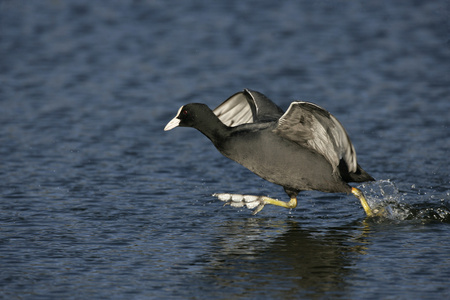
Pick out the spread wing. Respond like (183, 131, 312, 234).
(213, 89, 284, 127)
(274, 102, 357, 173)
(213, 90, 254, 127)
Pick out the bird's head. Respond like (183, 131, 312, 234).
(164, 103, 211, 131)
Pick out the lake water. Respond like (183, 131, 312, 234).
(1, 1, 449, 299)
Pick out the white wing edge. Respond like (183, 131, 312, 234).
(278, 102, 357, 173)
(213, 91, 254, 127)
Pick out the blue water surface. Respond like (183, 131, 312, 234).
(1, 1, 449, 299)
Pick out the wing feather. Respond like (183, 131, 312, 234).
(274, 102, 357, 173)
(213, 89, 284, 127)
(213, 91, 255, 127)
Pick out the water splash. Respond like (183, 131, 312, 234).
(359, 180, 450, 223)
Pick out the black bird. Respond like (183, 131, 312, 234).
(164, 89, 375, 216)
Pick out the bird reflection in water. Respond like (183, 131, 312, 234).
(195, 218, 372, 298)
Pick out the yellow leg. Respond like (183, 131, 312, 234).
(253, 196, 297, 215)
(351, 187, 373, 217)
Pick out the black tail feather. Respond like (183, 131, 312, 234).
(338, 159, 375, 183)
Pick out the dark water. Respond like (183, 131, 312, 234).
(1, 1, 449, 299)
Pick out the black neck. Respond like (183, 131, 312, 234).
(194, 109, 230, 145)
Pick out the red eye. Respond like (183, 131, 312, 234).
(182, 110, 188, 115)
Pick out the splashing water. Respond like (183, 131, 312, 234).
(359, 180, 450, 223)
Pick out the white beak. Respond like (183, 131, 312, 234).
(164, 106, 184, 131)
(164, 117, 181, 131)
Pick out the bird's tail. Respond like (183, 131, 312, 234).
(348, 164, 375, 182)
(339, 159, 375, 183)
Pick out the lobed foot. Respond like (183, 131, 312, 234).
(213, 193, 266, 214)
(213, 193, 297, 215)
(351, 187, 387, 218)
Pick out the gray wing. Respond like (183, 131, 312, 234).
(213, 90, 255, 127)
(274, 102, 357, 173)
(213, 89, 284, 127)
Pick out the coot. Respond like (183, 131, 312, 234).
(164, 89, 375, 216)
